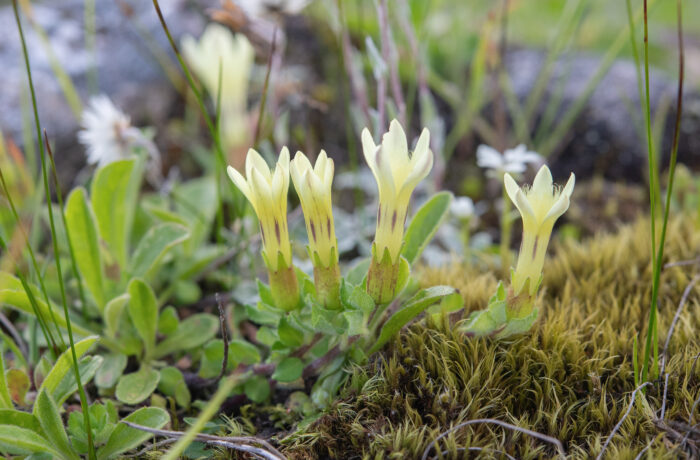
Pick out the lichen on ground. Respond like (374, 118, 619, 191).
(281, 217, 700, 459)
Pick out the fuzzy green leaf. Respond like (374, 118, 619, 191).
(96, 407, 169, 460)
(401, 192, 453, 264)
(40, 336, 98, 399)
(128, 223, 189, 279)
(370, 286, 457, 353)
(272, 357, 303, 383)
(278, 317, 304, 348)
(95, 354, 128, 389)
(157, 366, 190, 408)
(127, 278, 158, 359)
(53, 356, 103, 406)
(0, 425, 60, 457)
(243, 375, 270, 403)
(6, 369, 29, 406)
(0, 409, 42, 433)
(153, 313, 219, 359)
(115, 367, 160, 405)
(65, 187, 106, 310)
(91, 159, 140, 269)
(0, 353, 12, 408)
(0, 272, 93, 337)
(33, 390, 79, 460)
(345, 258, 370, 286)
(103, 293, 129, 340)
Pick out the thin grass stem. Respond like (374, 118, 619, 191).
(44, 133, 88, 320)
(12, 2, 95, 457)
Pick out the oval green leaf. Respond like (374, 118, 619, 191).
(115, 367, 160, 405)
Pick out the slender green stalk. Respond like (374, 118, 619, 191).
(12, 2, 95, 457)
(499, 183, 512, 273)
(0, 166, 62, 352)
(0, 232, 55, 354)
(641, 0, 684, 383)
(213, 59, 224, 245)
(253, 28, 278, 148)
(162, 374, 242, 460)
(45, 133, 88, 320)
(84, 0, 98, 94)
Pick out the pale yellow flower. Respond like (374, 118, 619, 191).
(362, 119, 433, 264)
(290, 150, 337, 268)
(227, 148, 292, 271)
(182, 24, 254, 149)
(505, 165, 575, 295)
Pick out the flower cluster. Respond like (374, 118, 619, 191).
(227, 119, 432, 309)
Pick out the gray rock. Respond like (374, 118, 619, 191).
(0, 0, 212, 186)
(503, 49, 699, 182)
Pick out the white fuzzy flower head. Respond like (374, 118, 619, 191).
(227, 148, 292, 271)
(290, 150, 337, 268)
(362, 119, 433, 264)
(450, 196, 475, 220)
(505, 165, 575, 295)
(235, 0, 311, 20)
(476, 144, 542, 178)
(182, 24, 254, 149)
(78, 95, 141, 167)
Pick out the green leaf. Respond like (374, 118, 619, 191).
(153, 313, 219, 359)
(341, 282, 375, 313)
(128, 223, 189, 279)
(95, 354, 128, 389)
(157, 306, 179, 335)
(91, 159, 140, 269)
(103, 294, 129, 340)
(199, 340, 226, 379)
(401, 192, 453, 264)
(0, 272, 93, 337)
(0, 353, 12, 408)
(278, 317, 304, 348)
(53, 355, 103, 406)
(33, 390, 79, 460)
(370, 286, 457, 353)
(39, 336, 98, 399)
(127, 278, 158, 359)
(97, 407, 169, 460)
(6, 369, 29, 406)
(243, 375, 270, 403)
(345, 258, 370, 286)
(115, 367, 160, 405)
(157, 367, 190, 408)
(229, 339, 261, 366)
(272, 357, 303, 383)
(65, 187, 106, 310)
(0, 409, 42, 433)
(0, 425, 60, 457)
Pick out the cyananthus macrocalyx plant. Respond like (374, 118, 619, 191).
(227, 147, 301, 311)
(362, 119, 433, 304)
(290, 150, 341, 309)
(462, 165, 575, 337)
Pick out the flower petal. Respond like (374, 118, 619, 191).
(246, 148, 271, 183)
(531, 165, 553, 197)
(504, 173, 535, 222)
(227, 165, 254, 204)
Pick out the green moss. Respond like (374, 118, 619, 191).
(283, 217, 700, 459)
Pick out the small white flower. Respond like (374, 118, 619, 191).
(450, 196, 475, 220)
(78, 95, 143, 167)
(235, 0, 311, 20)
(476, 144, 542, 178)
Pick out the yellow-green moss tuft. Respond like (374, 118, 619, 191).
(283, 217, 700, 459)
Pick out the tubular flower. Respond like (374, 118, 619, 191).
(505, 165, 575, 299)
(182, 24, 254, 151)
(362, 119, 433, 303)
(290, 150, 341, 308)
(227, 148, 300, 311)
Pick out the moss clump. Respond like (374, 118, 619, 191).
(282, 217, 700, 459)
